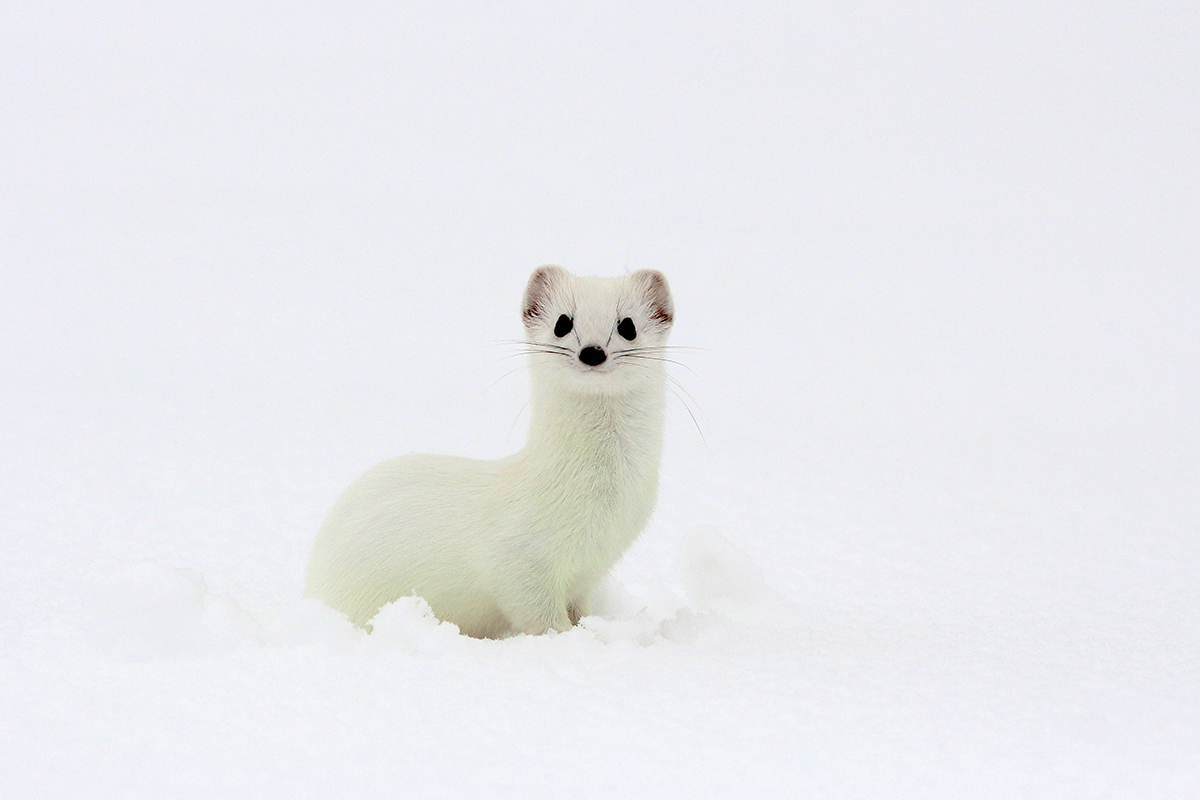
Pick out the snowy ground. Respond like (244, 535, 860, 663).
(2, 2, 1198, 797)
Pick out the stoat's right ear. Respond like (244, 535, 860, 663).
(522, 265, 567, 327)
(631, 269, 673, 328)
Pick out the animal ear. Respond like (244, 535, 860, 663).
(631, 269, 673, 327)
(523, 265, 567, 327)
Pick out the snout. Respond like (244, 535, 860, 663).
(578, 346, 607, 366)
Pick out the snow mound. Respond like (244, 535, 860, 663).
(65, 531, 788, 661)
(677, 526, 795, 622)
(77, 561, 259, 659)
(75, 561, 363, 659)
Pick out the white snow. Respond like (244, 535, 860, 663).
(2, 2, 1197, 797)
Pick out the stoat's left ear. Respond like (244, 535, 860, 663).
(631, 269, 673, 327)
(523, 265, 567, 327)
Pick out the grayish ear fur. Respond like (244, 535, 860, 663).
(631, 269, 674, 327)
(523, 265, 567, 327)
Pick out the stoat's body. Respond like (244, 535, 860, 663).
(305, 266, 674, 637)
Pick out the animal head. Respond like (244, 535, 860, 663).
(521, 265, 674, 394)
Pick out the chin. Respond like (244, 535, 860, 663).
(557, 367, 645, 396)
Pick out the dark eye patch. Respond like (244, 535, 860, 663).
(617, 317, 637, 341)
(554, 314, 573, 338)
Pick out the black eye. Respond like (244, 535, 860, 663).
(554, 314, 573, 338)
(617, 317, 637, 341)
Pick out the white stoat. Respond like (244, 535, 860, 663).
(304, 265, 674, 638)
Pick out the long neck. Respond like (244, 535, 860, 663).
(521, 380, 666, 482)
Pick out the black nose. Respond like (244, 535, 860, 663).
(579, 346, 607, 366)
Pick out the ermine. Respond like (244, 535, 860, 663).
(305, 265, 674, 638)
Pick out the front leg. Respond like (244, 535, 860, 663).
(505, 593, 573, 635)
(496, 574, 573, 635)
(567, 594, 591, 626)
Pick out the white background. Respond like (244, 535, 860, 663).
(2, 2, 1197, 797)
